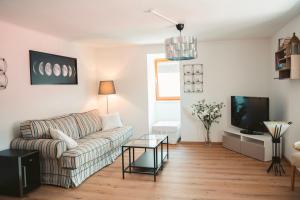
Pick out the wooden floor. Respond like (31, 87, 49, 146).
(1, 143, 300, 200)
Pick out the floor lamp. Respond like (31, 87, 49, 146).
(263, 121, 292, 176)
(98, 80, 116, 114)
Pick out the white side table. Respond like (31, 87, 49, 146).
(152, 121, 181, 144)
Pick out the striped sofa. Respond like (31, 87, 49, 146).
(10, 110, 133, 188)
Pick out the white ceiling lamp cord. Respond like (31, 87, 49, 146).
(146, 9, 178, 25)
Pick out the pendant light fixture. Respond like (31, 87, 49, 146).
(148, 9, 197, 61)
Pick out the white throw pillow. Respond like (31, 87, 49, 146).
(101, 112, 123, 131)
(50, 128, 78, 149)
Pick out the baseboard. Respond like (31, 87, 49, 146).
(179, 141, 223, 145)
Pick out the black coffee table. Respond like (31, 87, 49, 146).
(121, 134, 169, 181)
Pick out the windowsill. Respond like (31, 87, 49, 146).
(155, 99, 180, 103)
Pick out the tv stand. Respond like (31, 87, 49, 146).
(240, 129, 264, 135)
(223, 127, 272, 161)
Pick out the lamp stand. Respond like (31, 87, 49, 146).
(267, 125, 285, 176)
(106, 95, 109, 114)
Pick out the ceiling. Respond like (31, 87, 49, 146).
(0, 0, 300, 47)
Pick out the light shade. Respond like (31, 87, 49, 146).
(165, 36, 197, 61)
(263, 121, 291, 138)
(98, 80, 116, 95)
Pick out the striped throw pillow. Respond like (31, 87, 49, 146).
(72, 110, 102, 138)
(20, 120, 35, 139)
(20, 115, 80, 140)
(50, 115, 80, 140)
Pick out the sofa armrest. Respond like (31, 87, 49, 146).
(10, 138, 67, 159)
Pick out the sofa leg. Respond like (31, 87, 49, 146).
(292, 165, 296, 191)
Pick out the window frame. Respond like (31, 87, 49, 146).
(155, 58, 180, 101)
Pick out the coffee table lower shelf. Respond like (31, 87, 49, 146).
(122, 135, 169, 182)
(124, 151, 167, 175)
(125, 151, 167, 171)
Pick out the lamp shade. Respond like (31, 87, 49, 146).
(263, 121, 291, 138)
(165, 36, 197, 61)
(98, 80, 116, 95)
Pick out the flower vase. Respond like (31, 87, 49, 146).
(205, 129, 211, 146)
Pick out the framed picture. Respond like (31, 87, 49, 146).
(184, 75, 193, 84)
(29, 50, 78, 85)
(184, 84, 193, 93)
(183, 64, 203, 93)
(183, 65, 193, 75)
(0, 58, 8, 90)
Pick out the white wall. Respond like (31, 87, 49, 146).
(153, 101, 180, 122)
(0, 20, 99, 150)
(270, 14, 300, 161)
(181, 39, 272, 141)
(96, 45, 164, 138)
(96, 39, 272, 141)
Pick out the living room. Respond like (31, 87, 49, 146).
(0, 0, 300, 199)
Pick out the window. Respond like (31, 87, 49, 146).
(155, 58, 180, 101)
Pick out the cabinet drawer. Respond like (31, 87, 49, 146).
(241, 141, 265, 161)
(223, 135, 241, 152)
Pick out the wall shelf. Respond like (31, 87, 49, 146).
(275, 33, 300, 79)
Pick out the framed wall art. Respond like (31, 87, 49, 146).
(183, 64, 203, 93)
(0, 58, 8, 90)
(29, 50, 78, 85)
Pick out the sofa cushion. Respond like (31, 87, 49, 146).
(60, 137, 111, 169)
(72, 110, 102, 138)
(11, 137, 67, 159)
(86, 126, 133, 149)
(20, 115, 80, 140)
(51, 116, 80, 139)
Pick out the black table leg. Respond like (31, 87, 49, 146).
(129, 147, 131, 173)
(122, 146, 124, 179)
(155, 146, 158, 176)
(161, 141, 163, 170)
(133, 147, 135, 162)
(153, 148, 156, 182)
(167, 136, 169, 159)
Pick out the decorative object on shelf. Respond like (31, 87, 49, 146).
(278, 37, 291, 51)
(29, 50, 78, 85)
(289, 33, 300, 55)
(98, 80, 116, 114)
(183, 64, 203, 93)
(0, 58, 8, 90)
(263, 121, 292, 176)
(275, 33, 300, 80)
(147, 9, 197, 61)
(191, 99, 225, 145)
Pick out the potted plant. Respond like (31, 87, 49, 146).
(191, 100, 225, 145)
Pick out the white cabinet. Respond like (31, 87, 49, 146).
(223, 128, 272, 161)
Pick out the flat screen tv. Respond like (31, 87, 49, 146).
(231, 96, 269, 134)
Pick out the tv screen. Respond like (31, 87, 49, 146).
(231, 96, 269, 132)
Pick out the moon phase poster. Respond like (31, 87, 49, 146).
(29, 50, 78, 85)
